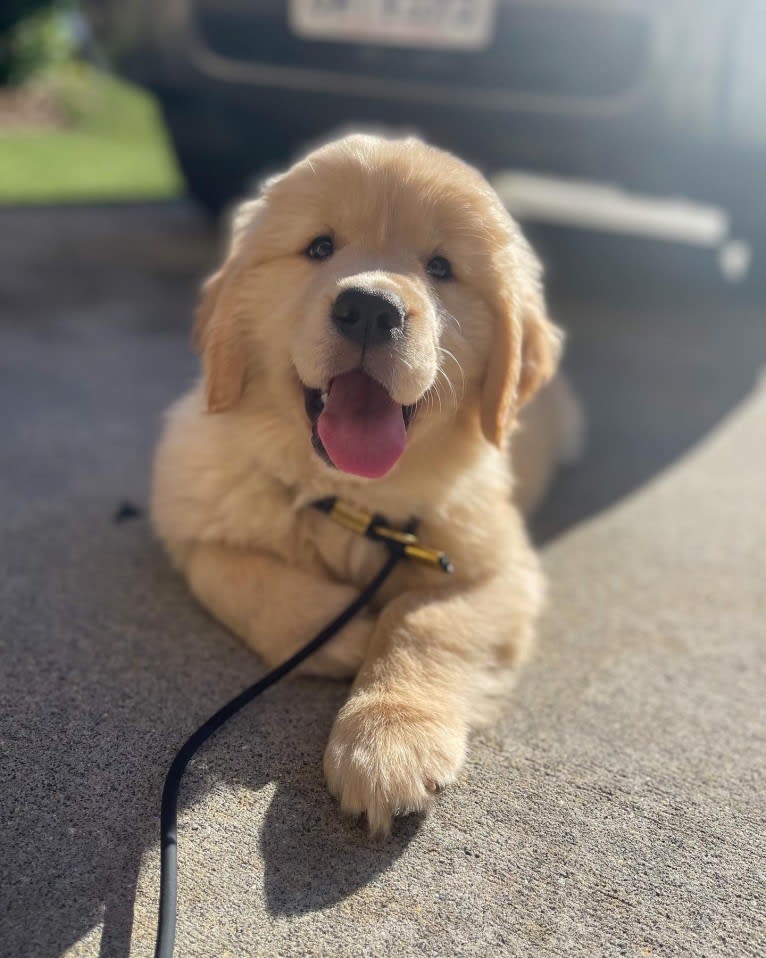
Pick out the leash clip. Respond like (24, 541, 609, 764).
(370, 523, 454, 574)
(314, 497, 454, 574)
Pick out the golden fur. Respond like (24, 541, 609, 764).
(152, 134, 565, 834)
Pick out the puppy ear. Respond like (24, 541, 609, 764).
(479, 285, 521, 449)
(480, 239, 563, 447)
(192, 198, 266, 413)
(192, 262, 250, 413)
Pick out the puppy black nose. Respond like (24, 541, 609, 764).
(331, 288, 405, 348)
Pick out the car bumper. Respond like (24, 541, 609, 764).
(86, 0, 766, 210)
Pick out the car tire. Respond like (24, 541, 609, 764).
(161, 99, 293, 217)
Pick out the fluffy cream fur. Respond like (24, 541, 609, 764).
(152, 134, 565, 834)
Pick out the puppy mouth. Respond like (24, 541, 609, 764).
(303, 370, 416, 479)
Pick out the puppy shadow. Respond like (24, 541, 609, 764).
(180, 680, 424, 918)
(1, 508, 420, 958)
(262, 798, 423, 917)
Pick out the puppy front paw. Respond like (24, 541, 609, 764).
(324, 691, 466, 835)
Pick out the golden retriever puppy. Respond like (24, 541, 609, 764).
(152, 134, 564, 834)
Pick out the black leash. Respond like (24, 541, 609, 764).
(154, 499, 452, 958)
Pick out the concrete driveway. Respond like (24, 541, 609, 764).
(1, 203, 764, 957)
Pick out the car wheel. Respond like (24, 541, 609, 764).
(161, 99, 293, 217)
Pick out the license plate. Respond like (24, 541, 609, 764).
(289, 0, 496, 51)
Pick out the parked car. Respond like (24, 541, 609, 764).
(85, 0, 766, 250)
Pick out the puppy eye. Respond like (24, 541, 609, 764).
(305, 235, 334, 260)
(426, 255, 452, 280)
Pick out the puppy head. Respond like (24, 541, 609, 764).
(195, 135, 561, 479)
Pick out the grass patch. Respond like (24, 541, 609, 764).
(0, 65, 183, 203)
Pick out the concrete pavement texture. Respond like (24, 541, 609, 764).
(1, 204, 764, 957)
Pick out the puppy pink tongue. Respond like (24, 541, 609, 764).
(317, 370, 406, 478)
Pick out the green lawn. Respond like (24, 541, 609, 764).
(0, 67, 183, 203)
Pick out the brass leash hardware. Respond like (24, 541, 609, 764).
(327, 498, 374, 535)
(369, 524, 454, 574)
(313, 497, 454, 574)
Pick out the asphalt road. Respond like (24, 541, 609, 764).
(1, 202, 764, 957)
